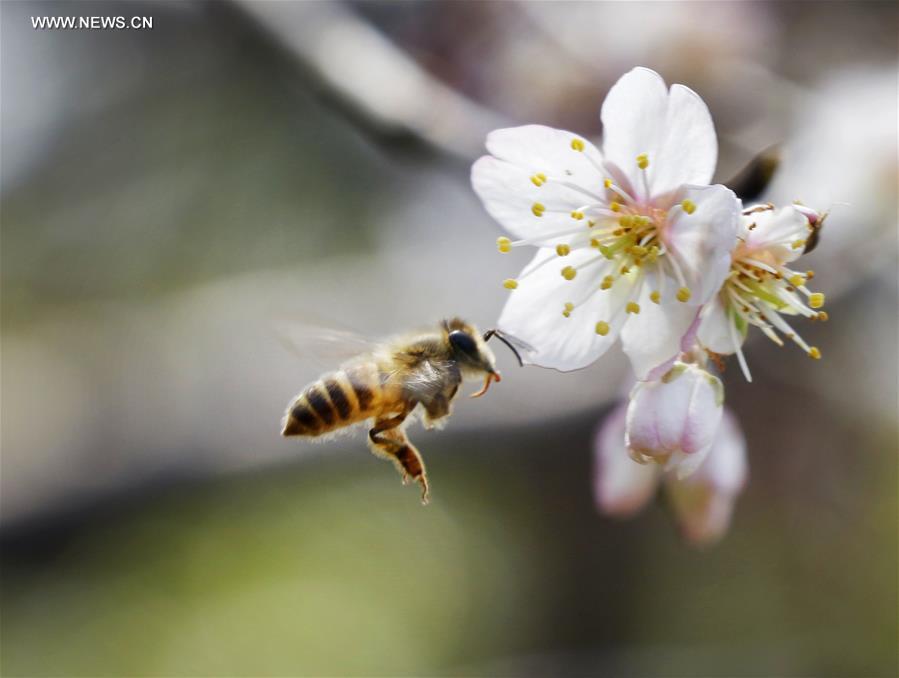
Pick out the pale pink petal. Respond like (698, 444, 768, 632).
(497, 248, 633, 371)
(664, 184, 740, 304)
(593, 403, 660, 517)
(665, 410, 747, 545)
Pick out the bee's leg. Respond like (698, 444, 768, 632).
(368, 414, 430, 504)
(422, 383, 458, 430)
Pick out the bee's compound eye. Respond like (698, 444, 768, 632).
(449, 330, 478, 356)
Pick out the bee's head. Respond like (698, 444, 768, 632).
(442, 318, 499, 378)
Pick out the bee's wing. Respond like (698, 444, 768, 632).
(275, 323, 381, 365)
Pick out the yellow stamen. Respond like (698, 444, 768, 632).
(562, 302, 574, 318)
(496, 237, 511, 253)
(595, 321, 610, 336)
(532, 202, 546, 217)
(600, 275, 614, 290)
(626, 302, 641, 314)
(503, 279, 518, 289)
(636, 153, 649, 170)
(589, 238, 601, 248)
(570, 211, 585, 220)
(817, 311, 829, 321)
(629, 245, 648, 257)
(599, 245, 614, 259)
(610, 201, 621, 213)
(619, 215, 634, 229)
(788, 274, 804, 287)
(571, 138, 585, 152)
(680, 199, 696, 215)
(650, 290, 661, 304)
(806, 270, 815, 279)
(808, 292, 825, 309)
(561, 266, 577, 281)
(556, 243, 571, 256)
(530, 172, 547, 187)
(676, 287, 692, 303)
(808, 347, 822, 360)
(603, 178, 613, 188)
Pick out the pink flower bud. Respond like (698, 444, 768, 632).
(625, 363, 724, 478)
(665, 410, 748, 545)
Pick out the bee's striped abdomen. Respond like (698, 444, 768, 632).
(281, 363, 382, 437)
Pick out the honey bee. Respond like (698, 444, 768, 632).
(281, 318, 521, 503)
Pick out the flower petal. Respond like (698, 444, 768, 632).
(600, 68, 717, 199)
(698, 294, 736, 354)
(740, 205, 810, 265)
(497, 248, 633, 371)
(485, 124, 605, 184)
(472, 156, 598, 241)
(664, 184, 740, 303)
(593, 403, 660, 517)
(620, 284, 702, 380)
(665, 409, 747, 545)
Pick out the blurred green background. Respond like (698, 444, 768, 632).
(2, 1, 896, 676)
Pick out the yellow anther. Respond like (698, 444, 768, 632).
(620, 265, 630, 275)
(808, 292, 825, 309)
(791, 239, 807, 249)
(817, 311, 829, 322)
(571, 138, 585, 151)
(788, 274, 804, 287)
(619, 215, 634, 228)
(680, 199, 697, 215)
(496, 236, 512, 253)
(599, 245, 614, 259)
(595, 321, 610, 336)
(556, 243, 571, 257)
(610, 201, 621, 213)
(806, 270, 815, 279)
(646, 246, 659, 263)
(503, 278, 518, 290)
(603, 178, 613, 188)
(636, 153, 649, 169)
(588, 220, 597, 228)
(676, 287, 692, 303)
(562, 302, 575, 318)
(629, 245, 648, 257)
(590, 238, 601, 248)
(808, 347, 822, 360)
(626, 302, 641, 314)
(570, 210, 585, 220)
(532, 202, 546, 217)
(650, 290, 661, 304)
(561, 266, 577, 281)
(530, 173, 547, 187)
(600, 275, 614, 290)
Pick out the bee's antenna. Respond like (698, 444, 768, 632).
(483, 329, 524, 367)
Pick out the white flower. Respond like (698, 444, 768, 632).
(472, 67, 740, 377)
(594, 402, 747, 546)
(625, 361, 724, 478)
(698, 203, 826, 381)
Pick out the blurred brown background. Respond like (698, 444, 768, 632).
(1, 1, 896, 676)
